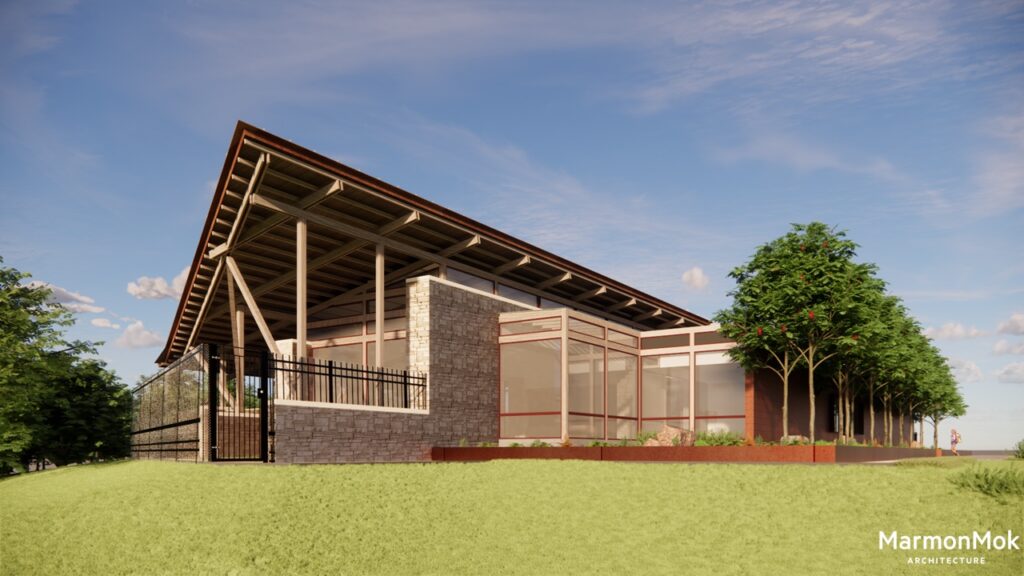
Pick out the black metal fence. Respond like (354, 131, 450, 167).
(273, 355, 427, 410)
(130, 345, 207, 462)
(131, 344, 428, 463)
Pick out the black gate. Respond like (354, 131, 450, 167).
(208, 345, 272, 462)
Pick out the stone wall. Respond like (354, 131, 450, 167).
(273, 276, 531, 463)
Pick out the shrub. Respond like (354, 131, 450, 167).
(1013, 439, 1024, 460)
(458, 438, 468, 447)
(477, 442, 497, 448)
(529, 440, 551, 448)
(509, 442, 523, 448)
(588, 441, 610, 447)
(636, 431, 658, 445)
(950, 465, 1024, 499)
(694, 431, 745, 446)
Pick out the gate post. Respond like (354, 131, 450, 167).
(208, 343, 220, 462)
(259, 349, 270, 463)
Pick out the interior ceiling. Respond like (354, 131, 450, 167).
(158, 123, 709, 365)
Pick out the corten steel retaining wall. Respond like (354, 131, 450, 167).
(432, 445, 947, 463)
(273, 277, 529, 463)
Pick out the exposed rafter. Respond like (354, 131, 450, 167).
(634, 307, 663, 322)
(573, 285, 607, 302)
(608, 298, 637, 313)
(493, 255, 530, 275)
(537, 272, 572, 290)
(209, 178, 342, 259)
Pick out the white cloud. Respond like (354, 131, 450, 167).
(127, 266, 189, 300)
(971, 110, 1024, 215)
(923, 322, 986, 340)
(28, 280, 105, 314)
(681, 267, 710, 291)
(115, 321, 164, 349)
(90, 318, 121, 330)
(997, 312, 1024, 335)
(993, 339, 1024, 355)
(713, 130, 905, 182)
(949, 358, 983, 384)
(995, 362, 1024, 384)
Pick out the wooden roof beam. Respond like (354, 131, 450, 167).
(573, 285, 607, 302)
(634, 307, 663, 322)
(537, 272, 572, 290)
(493, 255, 530, 276)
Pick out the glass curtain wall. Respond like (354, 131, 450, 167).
(695, 351, 745, 435)
(499, 311, 639, 441)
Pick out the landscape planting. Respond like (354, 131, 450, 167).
(715, 223, 966, 446)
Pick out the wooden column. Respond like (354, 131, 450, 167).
(374, 242, 384, 367)
(296, 218, 307, 358)
(560, 310, 569, 443)
(227, 273, 244, 411)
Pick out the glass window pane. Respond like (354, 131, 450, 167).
(500, 317, 561, 336)
(607, 350, 637, 418)
(367, 317, 408, 334)
(500, 415, 560, 439)
(695, 352, 745, 416)
(367, 339, 409, 371)
(312, 343, 362, 365)
(498, 284, 538, 307)
(696, 418, 745, 436)
(641, 354, 690, 418)
(309, 322, 362, 341)
(641, 333, 690, 349)
(500, 339, 561, 413)
(539, 298, 562, 310)
(569, 414, 603, 439)
(447, 268, 494, 293)
(365, 295, 406, 313)
(641, 419, 690, 433)
(608, 417, 637, 440)
(568, 318, 604, 339)
(568, 340, 603, 415)
(608, 329, 638, 348)
(694, 330, 732, 346)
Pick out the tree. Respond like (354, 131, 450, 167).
(0, 257, 130, 472)
(717, 223, 873, 442)
(921, 366, 966, 450)
(716, 239, 805, 440)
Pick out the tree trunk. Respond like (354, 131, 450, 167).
(808, 350, 816, 443)
(782, 351, 789, 439)
(898, 410, 905, 447)
(868, 380, 875, 446)
(836, 376, 844, 444)
(846, 388, 853, 441)
(932, 416, 940, 451)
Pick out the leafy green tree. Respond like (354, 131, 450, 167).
(0, 257, 130, 471)
(718, 223, 873, 442)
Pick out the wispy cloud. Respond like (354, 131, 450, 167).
(997, 312, 1024, 335)
(970, 109, 1024, 215)
(28, 281, 104, 314)
(90, 317, 121, 330)
(993, 339, 1024, 355)
(949, 358, 983, 384)
(923, 322, 986, 340)
(127, 266, 189, 300)
(995, 362, 1024, 384)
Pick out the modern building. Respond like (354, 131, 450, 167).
(130, 122, 908, 464)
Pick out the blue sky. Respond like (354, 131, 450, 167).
(1, 0, 1021, 448)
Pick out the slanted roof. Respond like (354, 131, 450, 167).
(157, 121, 709, 365)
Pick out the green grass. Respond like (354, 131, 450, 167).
(2, 460, 1022, 575)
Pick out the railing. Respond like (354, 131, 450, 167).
(272, 355, 427, 410)
(131, 344, 429, 462)
(130, 344, 208, 462)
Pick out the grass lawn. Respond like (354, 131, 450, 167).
(1, 459, 1022, 575)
